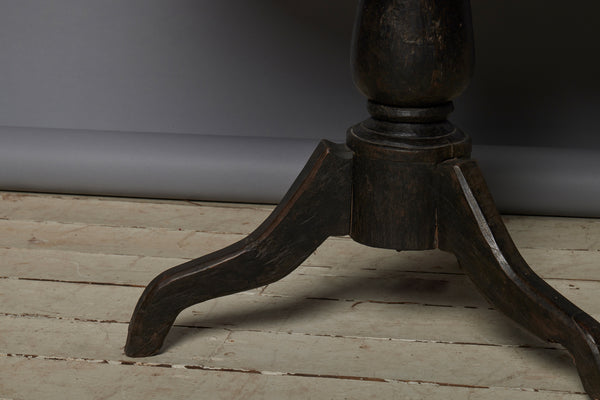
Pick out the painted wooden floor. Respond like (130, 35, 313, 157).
(1, 191, 599, 399)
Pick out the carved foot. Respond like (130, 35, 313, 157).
(438, 160, 600, 399)
(125, 141, 352, 357)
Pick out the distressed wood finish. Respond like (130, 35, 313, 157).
(437, 161, 600, 397)
(124, 1, 600, 398)
(125, 141, 352, 356)
(351, 0, 474, 106)
(3, 192, 600, 398)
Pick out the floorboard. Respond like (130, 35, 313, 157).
(1, 192, 597, 399)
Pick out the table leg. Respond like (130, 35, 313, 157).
(125, 140, 352, 357)
(438, 160, 600, 398)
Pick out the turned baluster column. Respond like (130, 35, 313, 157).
(347, 0, 474, 250)
(125, 2, 600, 398)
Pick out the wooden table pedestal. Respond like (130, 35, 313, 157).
(125, 1, 600, 398)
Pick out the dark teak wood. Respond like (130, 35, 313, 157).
(125, 1, 600, 397)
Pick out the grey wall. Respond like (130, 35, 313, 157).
(456, 0, 600, 149)
(0, 0, 362, 139)
(1, 1, 599, 216)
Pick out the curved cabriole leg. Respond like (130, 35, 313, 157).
(125, 140, 353, 357)
(437, 160, 600, 399)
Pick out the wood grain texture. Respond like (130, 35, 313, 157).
(4, 0, 600, 397)
(0, 357, 588, 400)
(1, 191, 599, 399)
(437, 160, 600, 398)
(0, 316, 585, 392)
(125, 140, 353, 357)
